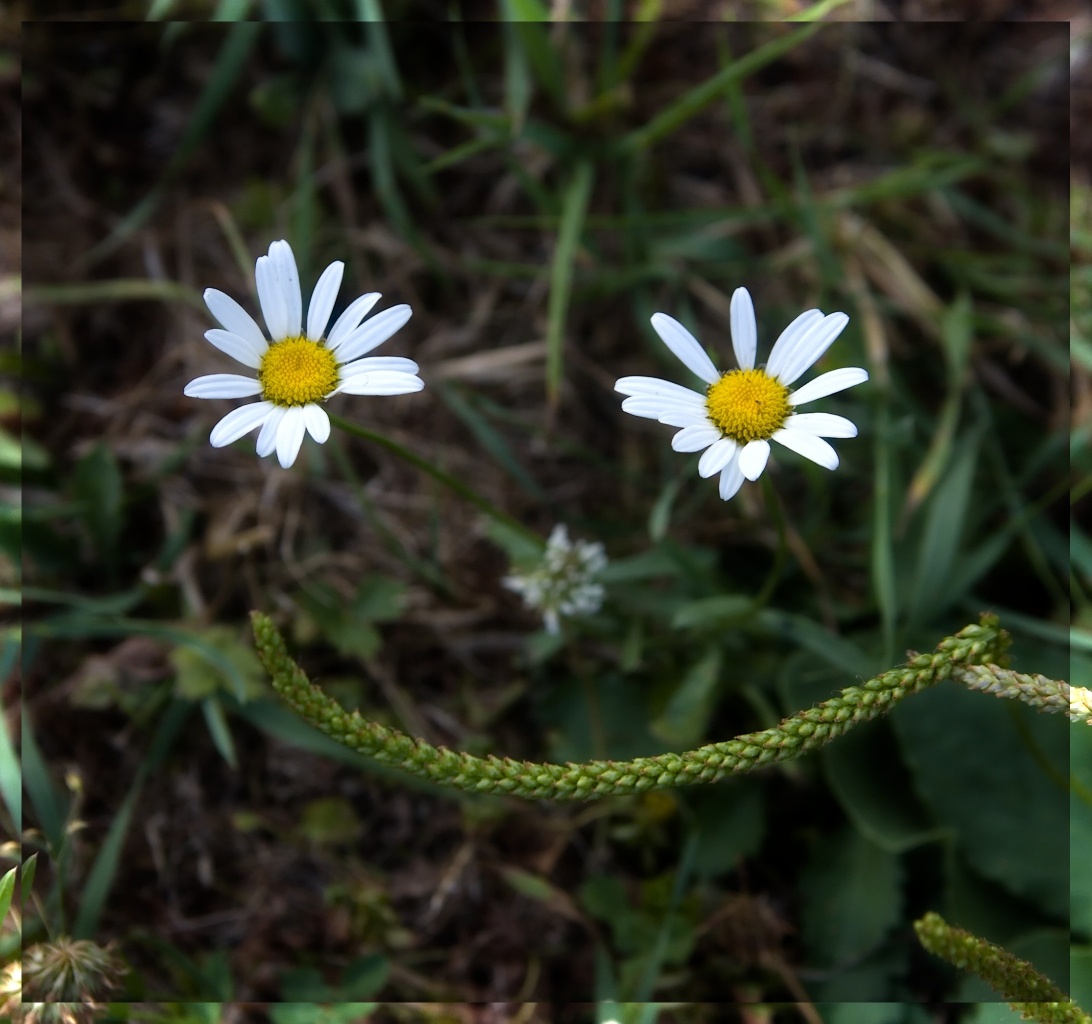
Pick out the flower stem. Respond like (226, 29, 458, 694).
(328, 413, 541, 544)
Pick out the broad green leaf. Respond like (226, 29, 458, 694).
(684, 783, 765, 880)
(819, 1004, 932, 1024)
(294, 796, 362, 847)
(170, 626, 265, 703)
(893, 683, 1068, 917)
(756, 608, 874, 677)
(71, 444, 123, 568)
(649, 646, 721, 747)
(822, 720, 943, 854)
(1073, 719, 1092, 936)
(1072, 945, 1092, 1015)
(799, 826, 903, 967)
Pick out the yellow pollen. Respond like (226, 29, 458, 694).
(705, 368, 792, 443)
(258, 336, 339, 407)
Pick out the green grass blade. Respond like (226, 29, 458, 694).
(353, 0, 404, 100)
(72, 782, 141, 940)
(201, 696, 239, 769)
(437, 383, 544, 498)
(622, 23, 821, 152)
(24, 280, 202, 308)
(546, 159, 594, 407)
(21, 852, 38, 906)
(212, 0, 253, 18)
(908, 432, 981, 629)
(73, 699, 190, 939)
(328, 413, 541, 543)
(502, 20, 533, 134)
(0, 642, 19, 828)
(872, 403, 898, 660)
(786, 0, 858, 20)
(0, 865, 15, 927)
(21, 712, 66, 852)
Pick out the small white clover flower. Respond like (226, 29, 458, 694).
(504, 524, 607, 634)
(184, 239, 423, 469)
(616, 287, 868, 501)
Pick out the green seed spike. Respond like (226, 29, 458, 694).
(914, 912, 1090, 1024)
(252, 612, 1015, 802)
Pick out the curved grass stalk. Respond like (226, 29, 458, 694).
(915, 912, 1090, 1024)
(950, 663, 1092, 724)
(252, 612, 1015, 801)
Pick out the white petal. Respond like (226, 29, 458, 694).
(209, 401, 274, 447)
(698, 437, 738, 478)
(327, 292, 382, 349)
(184, 373, 263, 399)
(302, 404, 331, 443)
(785, 412, 858, 438)
(671, 425, 722, 452)
(738, 439, 771, 481)
(204, 329, 265, 369)
(772, 428, 839, 470)
(719, 457, 745, 501)
(658, 407, 711, 428)
(270, 240, 302, 339)
(256, 254, 288, 342)
(333, 305, 413, 363)
(615, 376, 706, 404)
(306, 261, 344, 341)
(768, 312, 849, 386)
(203, 289, 269, 351)
(335, 371, 424, 396)
(276, 406, 307, 468)
(620, 396, 675, 420)
(764, 309, 822, 378)
(730, 287, 757, 371)
(256, 406, 287, 457)
(650, 313, 720, 384)
(338, 355, 420, 377)
(788, 367, 870, 406)
(621, 395, 710, 422)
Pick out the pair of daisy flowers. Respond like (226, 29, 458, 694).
(185, 240, 867, 494)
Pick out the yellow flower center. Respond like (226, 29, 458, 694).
(705, 368, 792, 443)
(258, 337, 339, 407)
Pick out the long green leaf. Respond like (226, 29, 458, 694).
(0, 866, 15, 927)
(21, 712, 66, 852)
(546, 159, 594, 407)
(0, 643, 19, 828)
(908, 433, 980, 628)
(622, 23, 821, 151)
(73, 699, 190, 939)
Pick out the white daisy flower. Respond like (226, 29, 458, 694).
(184, 239, 423, 469)
(504, 524, 608, 634)
(616, 287, 868, 501)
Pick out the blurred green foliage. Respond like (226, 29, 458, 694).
(13, 3, 1079, 1015)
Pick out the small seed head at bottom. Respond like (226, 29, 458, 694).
(258, 336, 339, 406)
(705, 368, 792, 443)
